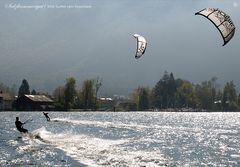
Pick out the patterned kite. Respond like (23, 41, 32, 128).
(195, 8, 235, 46)
(133, 34, 147, 59)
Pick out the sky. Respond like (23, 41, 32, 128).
(0, 0, 239, 96)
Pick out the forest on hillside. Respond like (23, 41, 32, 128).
(1, 71, 239, 111)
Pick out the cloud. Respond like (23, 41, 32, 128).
(233, 1, 238, 7)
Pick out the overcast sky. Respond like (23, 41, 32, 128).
(0, 0, 239, 95)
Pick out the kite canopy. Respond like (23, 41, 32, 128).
(133, 34, 147, 59)
(195, 8, 235, 46)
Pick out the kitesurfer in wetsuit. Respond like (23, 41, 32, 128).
(15, 117, 28, 133)
(43, 112, 50, 121)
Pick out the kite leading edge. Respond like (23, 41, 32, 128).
(195, 8, 235, 46)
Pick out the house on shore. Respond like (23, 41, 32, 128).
(99, 97, 114, 111)
(0, 92, 14, 111)
(16, 95, 54, 111)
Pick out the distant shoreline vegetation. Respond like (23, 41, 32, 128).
(0, 71, 240, 112)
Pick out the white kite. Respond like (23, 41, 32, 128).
(133, 34, 147, 59)
(195, 8, 235, 46)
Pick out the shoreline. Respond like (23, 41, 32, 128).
(1, 110, 240, 112)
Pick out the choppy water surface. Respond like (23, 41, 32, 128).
(0, 112, 240, 166)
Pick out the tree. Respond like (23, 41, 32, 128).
(131, 87, 150, 111)
(138, 87, 149, 110)
(237, 94, 240, 110)
(152, 71, 168, 108)
(0, 82, 16, 96)
(81, 79, 95, 109)
(194, 78, 219, 110)
(64, 77, 76, 110)
(31, 89, 37, 95)
(18, 79, 30, 97)
(53, 86, 65, 110)
(94, 77, 102, 110)
(73, 90, 82, 109)
(168, 72, 177, 108)
(222, 81, 237, 111)
(213, 90, 223, 111)
(152, 71, 177, 109)
(175, 80, 196, 108)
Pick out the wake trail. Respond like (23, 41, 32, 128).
(50, 117, 150, 131)
(39, 130, 167, 167)
(18, 127, 52, 144)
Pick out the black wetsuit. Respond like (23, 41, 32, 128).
(15, 120, 28, 133)
(43, 112, 50, 121)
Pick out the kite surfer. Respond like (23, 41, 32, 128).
(15, 117, 28, 133)
(15, 117, 48, 142)
(43, 112, 50, 121)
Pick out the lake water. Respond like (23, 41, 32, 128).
(0, 112, 240, 166)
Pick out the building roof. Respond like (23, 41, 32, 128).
(100, 97, 113, 101)
(0, 93, 13, 101)
(24, 95, 53, 102)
